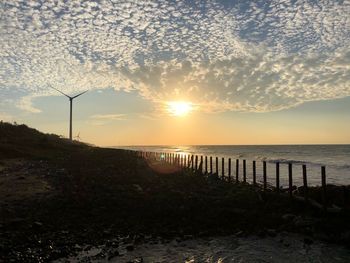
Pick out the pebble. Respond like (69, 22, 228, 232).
(282, 214, 296, 221)
(107, 250, 120, 260)
(126, 245, 134, 251)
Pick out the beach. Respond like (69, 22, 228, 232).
(1, 123, 350, 262)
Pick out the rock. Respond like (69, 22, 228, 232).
(266, 229, 277, 237)
(84, 245, 92, 251)
(293, 217, 313, 228)
(284, 243, 290, 247)
(107, 250, 120, 260)
(131, 257, 143, 263)
(303, 237, 313, 245)
(183, 235, 193, 240)
(133, 184, 143, 192)
(282, 214, 296, 221)
(33, 221, 43, 228)
(257, 230, 266, 238)
(74, 244, 82, 250)
(340, 231, 350, 242)
(235, 231, 244, 237)
(231, 208, 247, 215)
(126, 245, 134, 251)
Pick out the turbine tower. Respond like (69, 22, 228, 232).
(51, 86, 88, 141)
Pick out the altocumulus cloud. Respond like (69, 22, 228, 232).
(0, 0, 349, 113)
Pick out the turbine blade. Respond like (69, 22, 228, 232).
(49, 85, 71, 98)
(72, 90, 88, 99)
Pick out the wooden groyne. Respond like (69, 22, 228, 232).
(133, 151, 347, 212)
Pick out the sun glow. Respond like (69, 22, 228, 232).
(167, 101, 193, 116)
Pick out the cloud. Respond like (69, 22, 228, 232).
(90, 114, 126, 121)
(0, 0, 349, 113)
(88, 113, 126, 126)
(16, 94, 43, 113)
(122, 48, 350, 112)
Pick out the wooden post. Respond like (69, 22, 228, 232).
(253, 161, 256, 186)
(222, 157, 225, 179)
(210, 156, 213, 173)
(200, 155, 203, 173)
(288, 163, 293, 197)
(263, 161, 267, 190)
(228, 158, 231, 181)
(194, 155, 198, 171)
(276, 162, 280, 193)
(236, 159, 239, 182)
(215, 157, 219, 175)
(191, 155, 194, 169)
(322, 166, 327, 211)
(302, 164, 308, 201)
(205, 156, 208, 174)
(243, 159, 246, 183)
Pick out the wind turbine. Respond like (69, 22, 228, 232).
(50, 86, 88, 141)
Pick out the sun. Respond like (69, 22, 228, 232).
(167, 101, 193, 116)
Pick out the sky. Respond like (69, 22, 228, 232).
(0, 0, 349, 146)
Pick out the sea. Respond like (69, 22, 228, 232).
(116, 145, 350, 186)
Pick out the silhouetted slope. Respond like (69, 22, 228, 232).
(0, 122, 87, 159)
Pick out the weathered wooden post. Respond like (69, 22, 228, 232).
(236, 159, 239, 182)
(194, 155, 197, 171)
(322, 166, 327, 211)
(288, 163, 293, 197)
(253, 161, 256, 186)
(276, 162, 280, 193)
(228, 158, 231, 181)
(215, 157, 219, 175)
(210, 156, 213, 174)
(191, 155, 194, 169)
(222, 157, 225, 179)
(205, 156, 208, 174)
(200, 155, 203, 173)
(243, 159, 246, 183)
(263, 161, 267, 190)
(302, 164, 308, 201)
